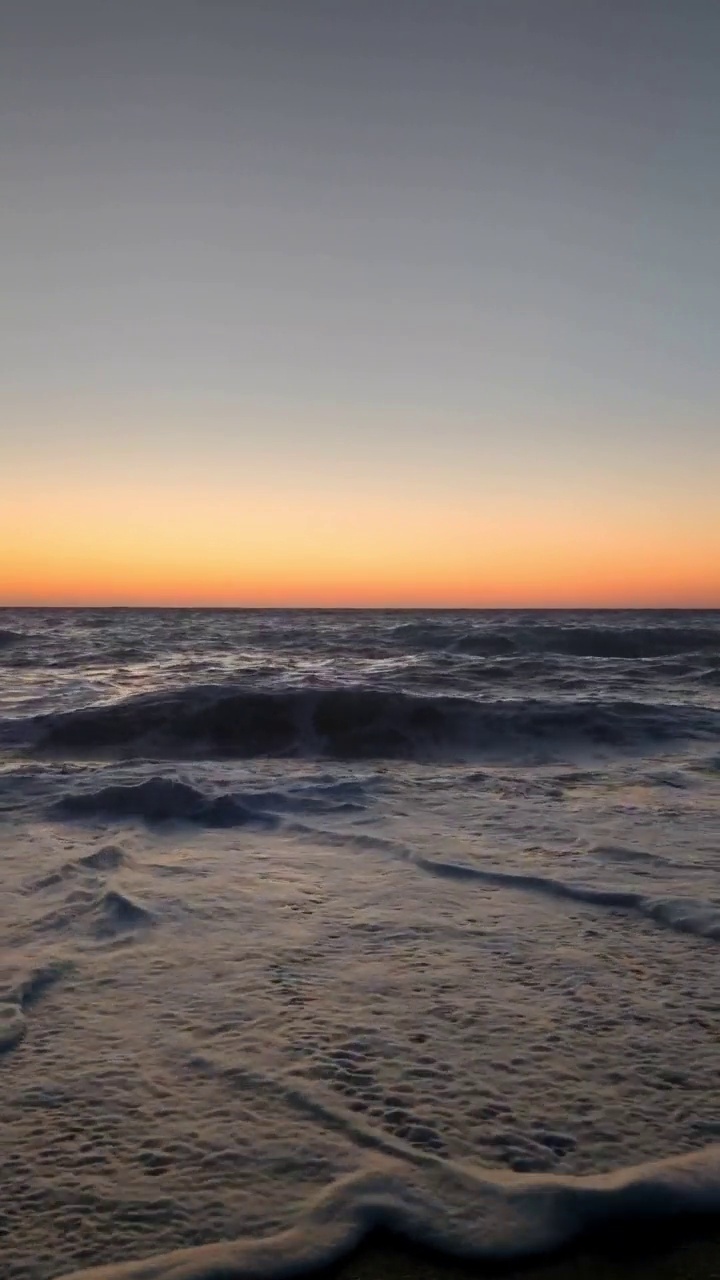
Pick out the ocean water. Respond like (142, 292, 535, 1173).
(0, 608, 719, 1280)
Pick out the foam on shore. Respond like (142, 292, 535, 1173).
(55, 1145, 720, 1280)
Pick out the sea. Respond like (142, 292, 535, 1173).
(0, 608, 719, 1280)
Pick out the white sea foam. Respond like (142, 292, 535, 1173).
(0, 609, 718, 1278)
(411, 856, 720, 941)
(55, 1146, 720, 1280)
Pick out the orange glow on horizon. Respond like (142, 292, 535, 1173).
(3, 517, 720, 606)
(4, 569, 718, 610)
(2, 456, 718, 609)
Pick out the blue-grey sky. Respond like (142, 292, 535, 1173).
(2, 0, 719, 604)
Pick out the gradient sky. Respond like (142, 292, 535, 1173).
(2, 0, 719, 606)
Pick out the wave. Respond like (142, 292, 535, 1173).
(294, 827, 719, 943)
(52, 777, 277, 827)
(29, 684, 720, 761)
(391, 621, 516, 656)
(54, 1144, 720, 1280)
(453, 633, 518, 656)
(412, 856, 720, 942)
(77, 615, 118, 629)
(31, 844, 133, 890)
(94, 886, 155, 936)
(394, 621, 720, 660)
(1, 957, 72, 1053)
(0, 627, 22, 649)
(528, 624, 720, 659)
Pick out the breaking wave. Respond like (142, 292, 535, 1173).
(29, 684, 720, 761)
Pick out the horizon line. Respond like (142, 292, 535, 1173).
(2, 603, 719, 612)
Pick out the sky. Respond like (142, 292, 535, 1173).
(1, 0, 719, 607)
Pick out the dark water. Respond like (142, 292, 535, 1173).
(1, 608, 719, 756)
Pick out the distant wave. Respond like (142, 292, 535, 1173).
(394, 621, 720, 660)
(77, 615, 118, 629)
(453, 632, 519, 656)
(527, 624, 720, 659)
(27, 683, 720, 761)
(391, 621, 516, 656)
(54, 1144, 720, 1280)
(0, 628, 22, 649)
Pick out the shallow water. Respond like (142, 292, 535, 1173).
(0, 609, 718, 1279)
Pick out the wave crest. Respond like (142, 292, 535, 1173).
(32, 684, 719, 761)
